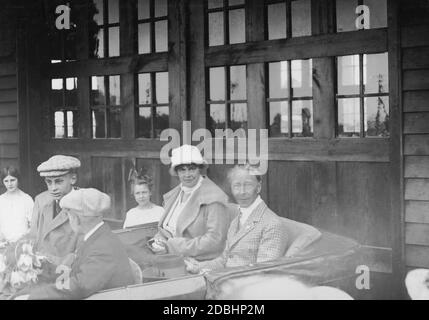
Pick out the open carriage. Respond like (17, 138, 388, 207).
(86, 221, 364, 300)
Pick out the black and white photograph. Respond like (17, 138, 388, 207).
(0, 0, 427, 304)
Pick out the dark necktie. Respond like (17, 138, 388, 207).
(54, 201, 61, 218)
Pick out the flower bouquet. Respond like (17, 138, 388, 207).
(0, 240, 46, 297)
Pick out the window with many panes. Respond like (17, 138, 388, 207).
(207, 65, 247, 134)
(266, 0, 311, 40)
(336, 0, 387, 32)
(136, 72, 169, 138)
(336, 53, 389, 137)
(207, 0, 246, 46)
(51, 78, 79, 138)
(91, 75, 122, 138)
(137, 0, 168, 54)
(267, 59, 313, 137)
(90, 0, 120, 58)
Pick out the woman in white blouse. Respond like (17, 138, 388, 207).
(123, 174, 164, 228)
(0, 167, 34, 243)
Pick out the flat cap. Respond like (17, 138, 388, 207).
(60, 188, 111, 217)
(37, 155, 81, 177)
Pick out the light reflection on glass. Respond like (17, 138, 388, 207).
(155, 20, 168, 52)
(337, 98, 360, 137)
(230, 65, 246, 100)
(210, 67, 226, 101)
(229, 9, 245, 44)
(363, 53, 388, 94)
(108, 0, 119, 24)
(209, 12, 224, 46)
(269, 62, 288, 99)
(137, 107, 152, 138)
(138, 0, 150, 19)
(292, 100, 313, 137)
(337, 55, 360, 95)
(109, 76, 121, 105)
(156, 72, 169, 104)
(291, 0, 311, 37)
(155, 0, 168, 17)
(138, 23, 151, 54)
(365, 96, 389, 137)
(267, 3, 286, 40)
(138, 73, 152, 105)
(55, 111, 65, 138)
(230, 103, 247, 131)
(291, 59, 312, 97)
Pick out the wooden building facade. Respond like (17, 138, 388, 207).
(0, 0, 428, 299)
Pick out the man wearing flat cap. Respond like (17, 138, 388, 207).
(28, 155, 82, 264)
(17, 188, 134, 300)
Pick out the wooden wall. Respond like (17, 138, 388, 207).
(0, 1, 19, 193)
(401, 0, 429, 270)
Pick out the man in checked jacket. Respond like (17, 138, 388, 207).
(185, 163, 288, 272)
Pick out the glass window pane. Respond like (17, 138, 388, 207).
(365, 96, 389, 137)
(93, 0, 104, 25)
(66, 111, 77, 138)
(137, 107, 152, 138)
(208, 0, 223, 9)
(156, 72, 169, 104)
(269, 101, 289, 137)
(51, 79, 63, 108)
(209, 104, 226, 133)
(209, 12, 224, 46)
(363, 0, 387, 29)
(138, 23, 151, 54)
(138, 73, 152, 105)
(155, 20, 168, 52)
(108, 0, 119, 24)
(155, 0, 168, 17)
(269, 61, 289, 99)
(229, 0, 244, 6)
(54, 111, 65, 138)
(108, 108, 121, 138)
(229, 9, 245, 44)
(65, 78, 78, 107)
(292, 100, 313, 137)
(92, 109, 106, 138)
(65, 29, 78, 62)
(230, 65, 246, 100)
(154, 106, 169, 138)
(109, 75, 121, 105)
(336, 0, 359, 32)
(210, 67, 226, 101)
(292, 0, 311, 37)
(337, 98, 360, 137)
(91, 76, 106, 105)
(230, 103, 247, 131)
(93, 28, 104, 58)
(268, 3, 287, 40)
(364, 53, 388, 94)
(337, 55, 360, 95)
(292, 59, 312, 97)
(108, 26, 120, 57)
(138, 0, 150, 20)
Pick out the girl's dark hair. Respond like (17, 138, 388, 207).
(0, 166, 20, 181)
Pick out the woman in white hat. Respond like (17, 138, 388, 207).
(149, 145, 233, 262)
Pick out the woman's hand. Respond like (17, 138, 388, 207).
(184, 257, 201, 274)
(150, 238, 167, 254)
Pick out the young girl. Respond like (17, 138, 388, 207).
(0, 167, 34, 243)
(123, 175, 164, 228)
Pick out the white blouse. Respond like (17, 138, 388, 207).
(123, 205, 164, 228)
(0, 190, 34, 242)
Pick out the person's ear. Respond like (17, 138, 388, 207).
(70, 173, 77, 186)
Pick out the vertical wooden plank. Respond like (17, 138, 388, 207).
(311, 162, 338, 231)
(168, 0, 188, 132)
(311, 0, 336, 139)
(120, 0, 137, 139)
(189, 0, 206, 130)
(388, 0, 405, 297)
(77, 76, 91, 139)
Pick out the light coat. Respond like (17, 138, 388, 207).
(200, 200, 288, 270)
(155, 177, 233, 261)
(29, 190, 81, 258)
(26, 223, 135, 300)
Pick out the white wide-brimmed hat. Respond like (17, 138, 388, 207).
(169, 144, 208, 176)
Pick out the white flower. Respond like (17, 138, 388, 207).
(24, 270, 38, 283)
(17, 254, 33, 272)
(0, 254, 7, 273)
(10, 271, 26, 289)
(21, 243, 33, 255)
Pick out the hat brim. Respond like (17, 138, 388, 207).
(39, 170, 71, 177)
(169, 161, 208, 176)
